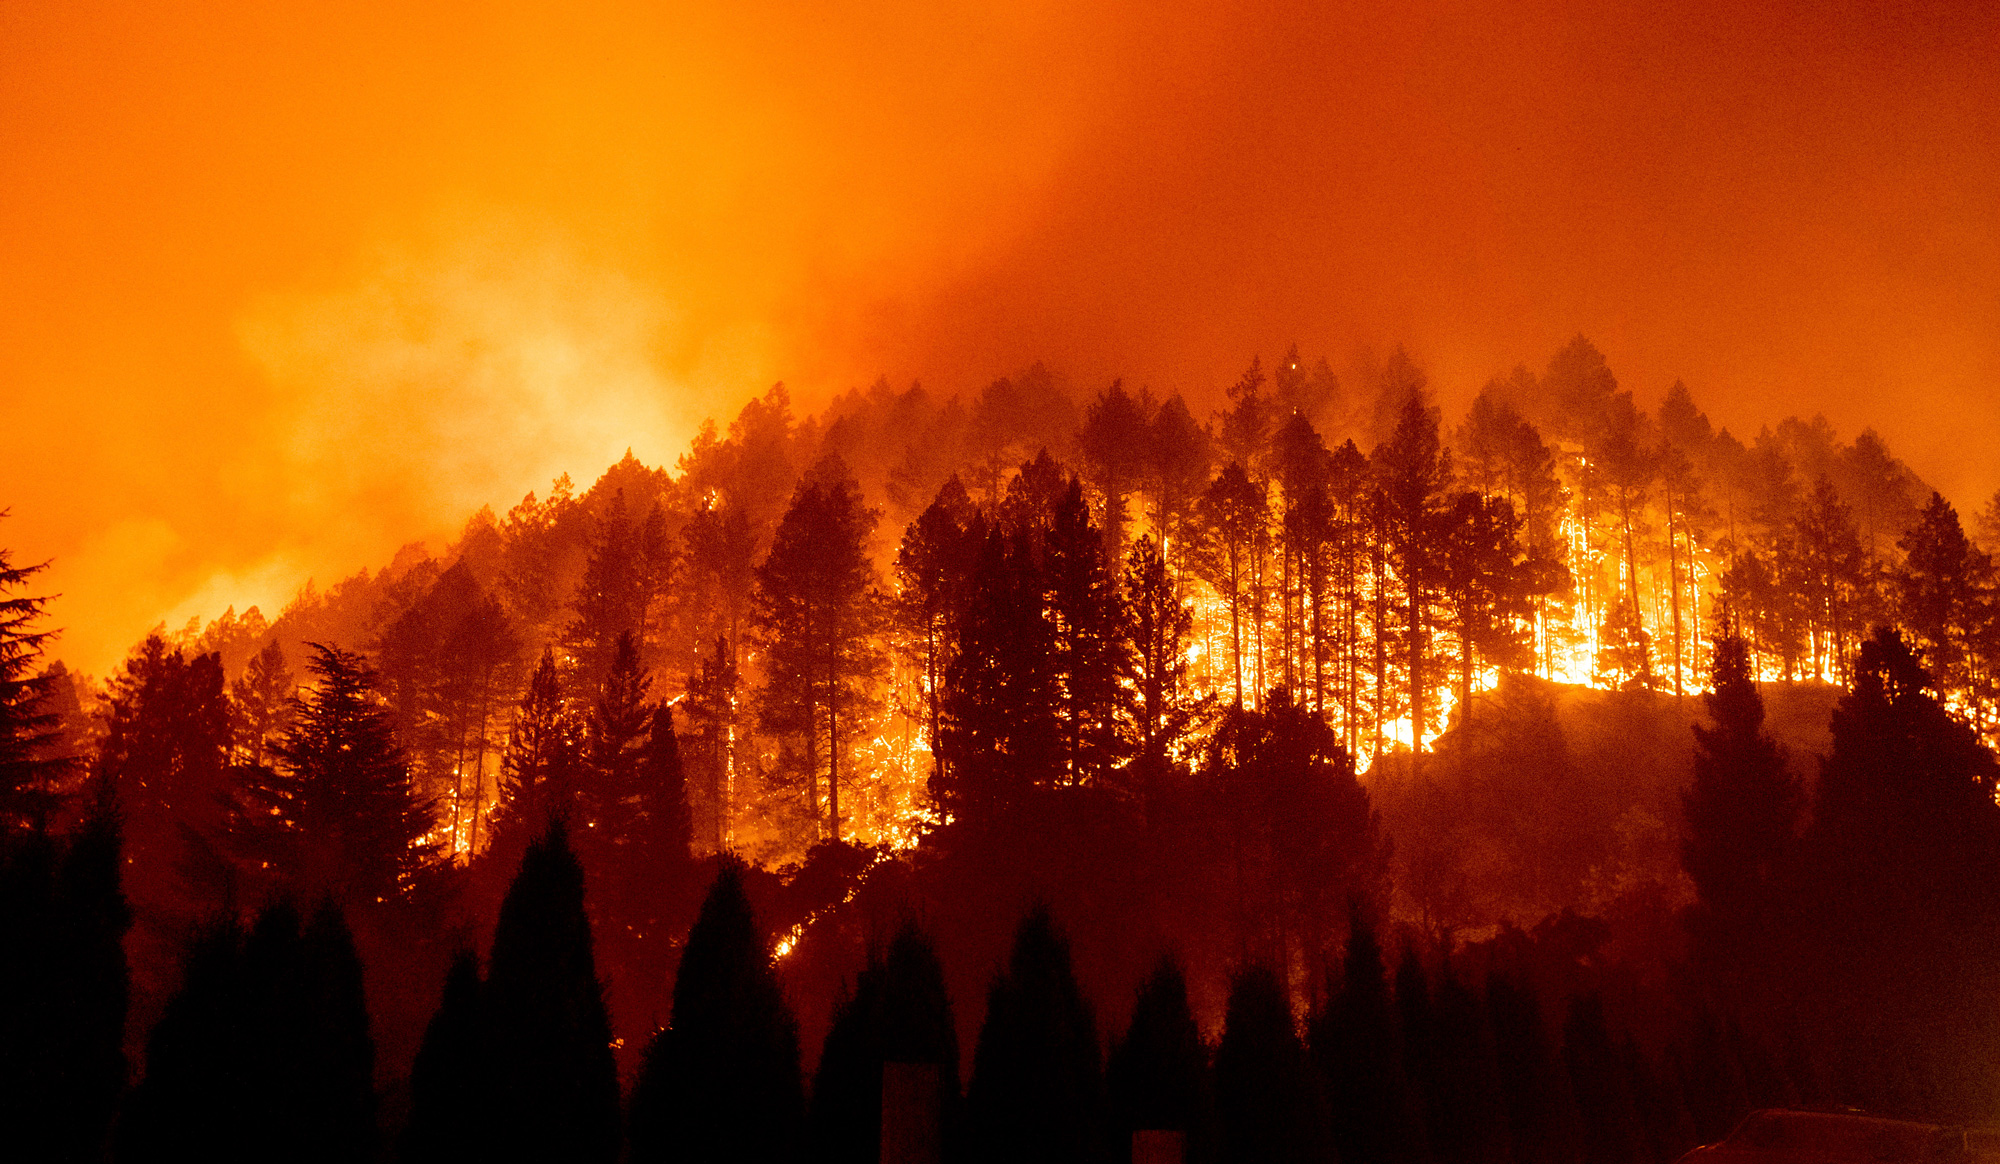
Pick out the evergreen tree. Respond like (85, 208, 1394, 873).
(482, 822, 620, 1163)
(0, 524, 67, 830)
(809, 919, 960, 1164)
(966, 907, 1103, 1164)
(1214, 964, 1331, 1164)
(894, 477, 981, 789)
(120, 900, 375, 1164)
(1046, 478, 1132, 786)
(399, 950, 486, 1164)
(1681, 624, 1798, 983)
(630, 859, 802, 1164)
(682, 634, 740, 850)
(576, 631, 650, 887)
(230, 639, 295, 769)
(0, 784, 130, 1162)
(1106, 954, 1212, 1164)
(1425, 968, 1511, 1164)
(566, 492, 653, 692)
(935, 528, 1061, 824)
(753, 453, 886, 843)
(488, 649, 584, 867)
(1143, 394, 1214, 569)
(1894, 492, 1993, 711)
(244, 644, 439, 909)
(1193, 463, 1269, 708)
(1486, 972, 1580, 1164)
(1080, 379, 1153, 565)
(1593, 596, 1655, 692)
(1313, 903, 1423, 1164)
(1121, 535, 1198, 805)
(1374, 388, 1453, 750)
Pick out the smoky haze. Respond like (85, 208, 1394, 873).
(1, 0, 1994, 674)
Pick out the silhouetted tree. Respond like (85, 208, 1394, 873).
(1564, 994, 1640, 1164)
(1080, 379, 1153, 564)
(487, 649, 583, 867)
(966, 907, 1103, 1164)
(399, 950, 485, 1164)
(1314, 903, 1424, 1164)
(1486, 971, 1579, 1164)
(630, 859, 802, 1164)
(481, 822, 620, 1163)
(1046, 479, 1132, 786)
(1, 783, 130, 1162)
(894, 477, 981, 789)
(1375, 388, 1453, 750)
(1681, 624, 1798, 986)
(1214, 964, 1331, 1164)
(99, 638, 233, 912)
(230, 639, 294, 769)
(1106, 953, 1212, 1164)
(0, 523, 68, 830)
(682, 634, 739, 850)
(809, 919, 960, 1164)
(754, 454, 886, 842)
(1121, 535, 1199, 807)
(242, 644, 438, 909)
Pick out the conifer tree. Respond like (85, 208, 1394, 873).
(576, 630, 650, 883)
(1, 784, 130, 1162)
(809, 919, 960, 1164)
(1374, 389, 1453, 750)
(1682, 625, 1797, 980)
(230, 639, 295, 768)
(488, 649, 583, 867)
(1046, 478, 1132, 786)
(1193, 463, 1269, 708)
(1121, 535, 1197, 802)
(894, 477, 981, 787)
(966, 907, 1103, 1164)
(753, 453, 886, 842)
(482, 822, 620, 1163)
(1313, 904, 1423, 1164)
(399, 950, 486, 1164)
(0, 524, 67, 830)
(1214, 964, 1331, 1164)
(1593, 596, 1655, 692)
(630, 859, 802, 1164)
(682, 634, 739, 850)
(1894, 492, 1993, 708)
(1563, 993, 1641, 1164)
(1106, 953, 1212, 1164)
(1080, 379, 1153, 564)
(245, 644, 438, 909)
(1484, 972, 1580, 1164)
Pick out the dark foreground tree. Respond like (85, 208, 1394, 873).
(243, 644, 439, 909)
(1214, 964, 1331, 1164)
(1313, 904, 1423, 1164)
(399, 950, 485, 1164)
(119, 899, 374, 1164)
(0, 785, 130, 1162)
(630, 859, 801, 1164)
(481, 821, 620, 1164)
(809, 919, 960, 1164)
(0, 523, 69, 829)
(1106, 953, 1212, 1164)
(966, 907, 1103, 1164)
(1682, 623, 1798, 988)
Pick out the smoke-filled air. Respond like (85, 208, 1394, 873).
(4, 2, 2000, 1163)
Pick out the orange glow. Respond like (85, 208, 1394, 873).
(2, 1, 1997, 675)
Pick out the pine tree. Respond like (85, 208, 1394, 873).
(1193, 463, 1269, 708)
(230, 639, 295, 768)
(1080, 379, 1153, 565)
(1374, 388, 1453, 750)
(0, 784, 130, 1162)
(1894, 492, 1993, 712)
(809, 919, 960, 1164)
(1681, 624, 1798, 981)
(1106, 954, 1212, 1164)
(488, 649, 584, 868)
(1046, 478, 1132, 786)
(1313, 903, 1423, 1164)
(966, 907, 1103, 1164)
(630, 859, 802, 1164)
(576, 630, 651, 885)
(399, 950, 486, 1164)
(1214, 964, 1331, 1164)
(1121, 535, 1198, 805)
(246, 644, 439, 909)
(1564, 993, 1641, 1164)
(753, 453, 886, 843)
(1593, 596, 1655, 692)
(1486, 971, 1580, 1164)
(895, 478, 982, 790)
(0, 523, 68, 830)
(682, 634, 740, 850)
(482, 822, 621, 1163)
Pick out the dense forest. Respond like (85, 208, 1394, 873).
(9, 333, 2000, 1160)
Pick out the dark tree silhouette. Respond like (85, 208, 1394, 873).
(1313, 903, 1424, 1164)
(754, 453, 885, 843)
(243, 643, 438, 909)
(481, 821, 620, 1164)
(966, 907, 1103, 1164)
(1214, 964, 1331, 1164)
(1563, 993, 1641, 1164)
(682, 633, 740, 850)
(1485, 971, 1580, 1164)
(0, 783, 130, 1162)
(630, 858, 802, 1164)
(0, 523, 67, 830)
(1046, 478, 1132, 786)
(399, 950, 485, 1164)
(809, 919, 960, 1164)
(1681, 623, 1797, 986)
(487, 649, 583, 868)
(1106, 953, 1212, 1164)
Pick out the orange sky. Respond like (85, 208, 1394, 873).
(1, 0, 1995, 676)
